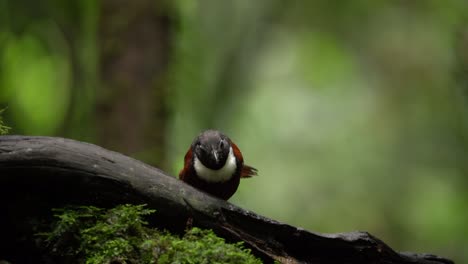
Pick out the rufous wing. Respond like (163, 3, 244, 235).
(231, 141, 258, 178)
(241, 165, 258, 178)
(179, 147, 193, 181)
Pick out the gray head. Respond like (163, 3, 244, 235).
(192, 130, 231, 170)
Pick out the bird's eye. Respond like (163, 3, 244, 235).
(219, 139, 226, 148)
(196, 143, 207, 153)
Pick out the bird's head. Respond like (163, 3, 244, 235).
(192, 130, 232, 170)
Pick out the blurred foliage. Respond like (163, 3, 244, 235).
(1, 29, 71, 134)
(38, 204, 261, 264)
(1, 0, 468, 263)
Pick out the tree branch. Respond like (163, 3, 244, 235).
(0, 136, 453, 264)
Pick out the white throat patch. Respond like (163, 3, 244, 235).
(194, 147, 237, 182)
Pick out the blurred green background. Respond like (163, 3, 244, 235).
(1, 0, 467, 262)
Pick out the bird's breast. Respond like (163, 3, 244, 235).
(193, 147, 237, 182)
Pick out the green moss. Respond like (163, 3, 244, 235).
(38, 204, 262, 264)
(0, 108, 10, 135)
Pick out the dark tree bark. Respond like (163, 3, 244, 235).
(0, 136, 454, 264)
(97, 0, 171, 167)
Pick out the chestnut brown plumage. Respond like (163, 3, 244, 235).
(179, 130, 257, 200)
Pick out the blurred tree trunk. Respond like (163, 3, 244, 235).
(96, 0, 171, 168)
(59, 0, 99, 142)
(454, 26, 468, 202)
(456, 28, 468, 97)
(454, 28, 468, 160)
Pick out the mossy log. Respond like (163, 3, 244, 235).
(0, 136, 453, 264)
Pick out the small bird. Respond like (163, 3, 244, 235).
(179, 130, 257, 200)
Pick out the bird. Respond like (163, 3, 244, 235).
(179, 130, 257, 200)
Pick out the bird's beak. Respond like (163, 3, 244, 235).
(212, 150, 219, 163)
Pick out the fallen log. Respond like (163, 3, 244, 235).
(0, 136, 453, 264)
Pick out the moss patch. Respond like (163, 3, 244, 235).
(0, 108, 10, 135)
(37, 204, 262, 264)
